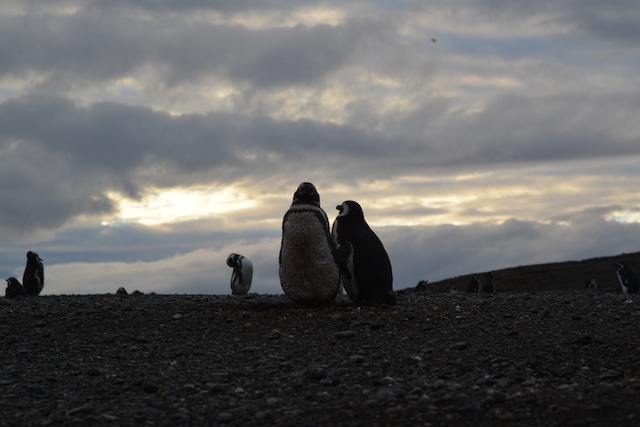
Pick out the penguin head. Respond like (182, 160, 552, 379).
(227, 253, 242, 268)
(27, 251, 42, 262)
(336, 200, 365, 220)
(293, 182, 320, 205)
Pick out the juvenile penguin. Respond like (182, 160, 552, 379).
(226, 253, 253, 295)
(616, 263, 639, 295)
(332, 200, 396, 306)
(23, 251, 44, 296)
(279, 182, 340, 305)
(5, 278, 26, 299)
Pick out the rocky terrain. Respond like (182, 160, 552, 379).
(2, 252, 640, 426)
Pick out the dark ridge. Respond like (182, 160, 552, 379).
(401, 251, 640, 294)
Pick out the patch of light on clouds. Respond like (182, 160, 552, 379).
(105, 187, 256, 226)
(198, 6, 346, 29)
(607, 210, 640, 224)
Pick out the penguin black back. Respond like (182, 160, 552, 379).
(332, 200, 395, 305)
(5, 277, 27, 299)
(23, 251, 44, 296)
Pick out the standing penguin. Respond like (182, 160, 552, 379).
(467, 275, 480, 293)
(279, 182, 340, 305)
(332, 200, 396, 306)
(616, 263, 639, 295)
(480, 271, 495, 294)
(226, 253, 253, 295)
(5, 277, 27, 299)
(23, 251, 44, 296)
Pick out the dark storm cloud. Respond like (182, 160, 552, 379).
(0, 10, 377, 89)
(0, 94, 400, 234)
(419, 92, 640, 166)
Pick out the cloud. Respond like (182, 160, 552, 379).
(1, 1, 640, 296)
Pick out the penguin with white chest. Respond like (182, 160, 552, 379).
(616, 263, 639, 295)
(23, 251, 44, 296)
(332, 200, 396, 306)
(226, 253, 253, 295)
(279, 182, 340, 305)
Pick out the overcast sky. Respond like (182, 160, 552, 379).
(1, 0, 640, 295)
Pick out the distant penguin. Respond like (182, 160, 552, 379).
(616, 263, 639, 295)
(226, 253, 253, 295)
(415, 280, 429, 291)
(23, 251, 44, 296)
(480, 272, 495, 294)
(585, 278, 599, 291)
(279, 182, 340, 305)
(467, 275, 480, 293)
(5, 278, 26, 299)
(332, 200, 396, 306)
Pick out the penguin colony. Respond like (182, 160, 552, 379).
(3, 187, 640, 302)
(4, 251, 44, 299)
(278, 182, 341, 305)
(226, 253, 253, 295)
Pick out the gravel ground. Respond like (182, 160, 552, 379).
(2, 290, 640, 426)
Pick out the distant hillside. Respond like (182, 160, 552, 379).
(408, 251, 640, 294)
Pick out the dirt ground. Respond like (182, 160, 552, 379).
(2, 287, 640, 426)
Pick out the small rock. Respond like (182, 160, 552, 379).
(141, 382, 159, 394)
(451, 341, 470, 350)
(333, 330, 355, 339)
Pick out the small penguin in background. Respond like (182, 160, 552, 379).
(616, 263, 639, 295)
(279, 182, 340, 305)
(226, 253, 253, 295)
(332, 200, 396, 306)
(23, 251, 44, 296)
(584, 278, 599, 291)
(5, 278, 26, 299)
(467, 275, 480, 293)
(480, 271, 495, 294)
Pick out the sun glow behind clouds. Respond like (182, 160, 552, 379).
(105, 187, 256, 226)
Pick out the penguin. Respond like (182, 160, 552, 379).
(23, 251, 44, 296)
(480, 271, 495, 294)
(279, 182, 340, 305)
(584, 278, 599, 291)
(5, 277, 26, 299)
(467, 275, 480, 293)
(616, 263, 639, 295)
(226, 253, 253, 295)
(332, 200, 396, 306)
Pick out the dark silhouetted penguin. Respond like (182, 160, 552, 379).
(5, 278, 26, 299)
(279, 182, 340, 305)
(23, 251, 44, 296)
(226, 253, 253, 295)
(332, 200, 396, 306)
(480, 271, 495, 294)
(467, 275, 480, 293)
(616, 263, 639, 295)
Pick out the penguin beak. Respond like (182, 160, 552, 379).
(336, 205, 343, 212)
